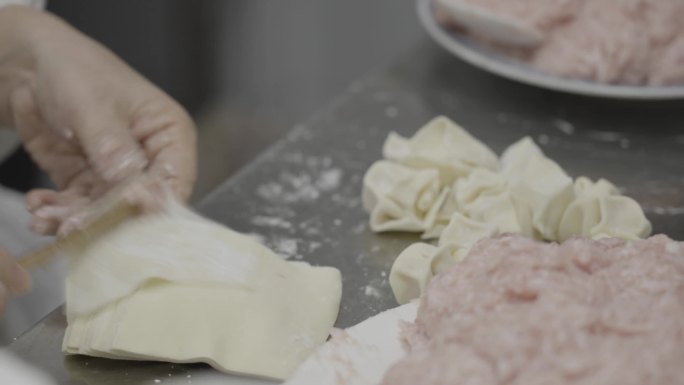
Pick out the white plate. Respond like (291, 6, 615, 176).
(417, 0, 684, 100)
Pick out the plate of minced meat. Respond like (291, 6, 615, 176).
(417, 0, 684, 99)
(287, 234, 684, 385)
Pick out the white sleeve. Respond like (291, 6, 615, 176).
(0, 0, 44, 8)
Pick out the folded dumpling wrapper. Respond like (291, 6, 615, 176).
(362, 160, 448, 234)
(389, 213, 498, 304)
(454, 168, 529, 235)
(500, 137, 575, 241)
(383, 116, 498, 184)
(382, 130, 652, 305)
(558, 177, 652, 242)
(62, 203, 342, 380)
(285, 302, 418, 385)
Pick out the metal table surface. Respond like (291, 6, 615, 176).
(9, 39, 684, 384)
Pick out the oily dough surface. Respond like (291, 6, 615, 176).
(62, 203, 342, 380)
(382, 235, 684, 385)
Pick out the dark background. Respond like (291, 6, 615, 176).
(0, 0, 422, 200)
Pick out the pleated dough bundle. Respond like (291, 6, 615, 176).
(363, 116, 498, 236)
(62, 201, 342, 380)
(363, 117, 652, 304)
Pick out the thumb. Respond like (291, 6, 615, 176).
(71, 106, 148, 184)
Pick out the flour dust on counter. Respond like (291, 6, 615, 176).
(62, 200, 342, 381)
(256, 153, 344, 205)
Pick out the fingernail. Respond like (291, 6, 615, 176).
(10, 264, 32, 295)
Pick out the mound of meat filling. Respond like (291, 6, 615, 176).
(383, 235, 684, 385)
(437, 0, 684, 85)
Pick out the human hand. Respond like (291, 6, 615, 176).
(0, 250, 31, 314)
(0, 6, 197, 235)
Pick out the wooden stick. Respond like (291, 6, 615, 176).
(19, 201, 138, 269)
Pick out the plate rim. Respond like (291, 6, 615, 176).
(416, 0, 684, 100)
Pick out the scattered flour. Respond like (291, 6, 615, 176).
(649, 206, 684, 216)
(251, 216, 292, 229)
(256, 155, 343, 204)
(385, 106, 399, 118)
(308, 241, 322, 253)
(537, 134, 550, 145)
(317, 169, 343, 190)
(270, 238, 299, 260)
(352, 222, 366, 234)
(363, 285, 383, 299)
(553, 119, 576, 135)
(586, 131, 625, 142)
(245, 233, 267, 245)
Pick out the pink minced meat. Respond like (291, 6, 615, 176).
(382, 235, 684, 385)
(444, 0, 684, 85)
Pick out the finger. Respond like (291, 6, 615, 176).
(70, 103, 148, 184)
(27, 188, 92, 236)
(136, 109, 197, 201)
(57, 214, 88, 237)
(27, 188, 91, 213)
(30, 216, 60, 236)
(121, 177, 166, 213)
(0, 250, 31, 296)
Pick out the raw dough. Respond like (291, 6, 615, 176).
(63, 205, 255, 317)
(500, 137, 574, 240)
(389, 213, 498, 304)
(389, 243, 439, 305)
(454, 168, 527, 235)
(382, 116, 498, 184)
(367, 118, 652, 304)
(63, 203, 342, 380)
(558, 177, 652, 242)
(285, 303, 418, 385)
(362, 160, 448, 233)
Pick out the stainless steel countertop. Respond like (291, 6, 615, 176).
(9, 39, 684, 384)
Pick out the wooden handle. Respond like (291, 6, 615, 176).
(19, 201, 138, 269)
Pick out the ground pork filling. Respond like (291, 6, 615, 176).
(382, 235, 684, 385)
(440, 0, 684, 85)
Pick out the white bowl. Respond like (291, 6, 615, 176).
(417, 0, 684, 100)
